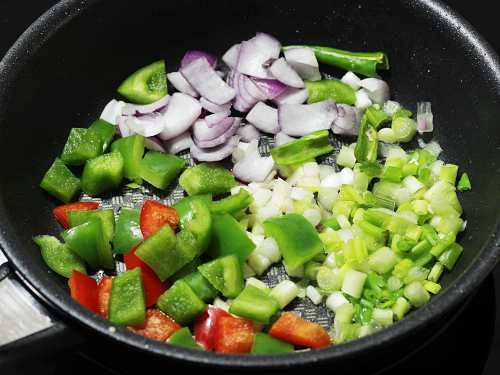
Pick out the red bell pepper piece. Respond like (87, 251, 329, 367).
(268, 312, 331, 349)
(68, 271, 99, 314)
(124, 247, 168, 306)
(214, 314, 254, 353)
(140, 200, 179, 239)
(194, 306, 231, 351)
(97, 276, 112, 318)
(129, 309, 181, 341)
(53, 201, 99, 229)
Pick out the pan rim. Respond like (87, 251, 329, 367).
(0, 0, 499, 368)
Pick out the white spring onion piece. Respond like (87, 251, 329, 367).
(246, 102, 280, 134)
(341, 269, 367, 298)
(247, 232, 265, 246)
(319, 165, 335, 180)
(318, 187, 338, 211)
(303, 207, 322, 226)
(269, 57, 305, 88)
(213, 297, 230, 311)
(190, 136, 239, 162)
(332, 104, 361, 136)
(231, 141, 251, 164)
(417, 102, 434, 133)
(250, 186, 272, 208)
(284, 263, 304, 278)
(194, 118, 241, 148)
(255, 237, 281, 263)
(237, 124, 261, 142)
(372, 308, 394, 327)
(233, 140, 275, 183)
(418, 139, 443, 157)
(181, 57, 235, 105)
(297, 287, 306, 299)
(326, 291, 350, 312)
(199, 96, 232, 113)
(279, 100, 338, 136)
(163, 131, 193, 154)
(272, 87, 309, 105)
(290, 187, 314, 201)
(243, 262, 256, 279)
(257, 205, 282, 222)
(122, 95, 170, 116)
(284, 48, 321, 81)
(321, 173, 342, 189)
(157, 92, 202, 140)
(222, 43, 240, 69)
(378, 128, 397, 144)
(101, 99, 125, 125)
(402, 175, 425, 194)
(336, 146, 356, 168)
(354, 89, 372, 110)
(337, 215, 351, 229)
(324, 253, 337, 269)
(167, 72, 199, 97)
(368, 247, 398, 274)
(251, 222, 265, 236)
(287, 162, 321, 188)
(237, 33, 281, 79)
(144, 137, 166, 153)
(269, 178, 291, 211)
(338, 228, 354, 242)
(245, 277, 269, 290)
(359, 78, 390, 105)
(340, 71, 362, 90)
(247, 252, 272, 275)
(383, 100, 402, 117)
(270, 280, 299, 308)
(338, 167, 355, 185)
(306, 285, 323, 305)
(359, 325, 377, 338)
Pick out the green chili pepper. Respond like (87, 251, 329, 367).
(81, 152, 124, 197)
(354, 116, 369, 162)
(111, 135, 145, 184)
(112, 208, 143, 254)
(33, 235, 86, 278)
(157, 279, 207, 325)
(117, 60, 167, 104)
(179, 163, 235, 196)
(67, 209, 115, 244)
(40, 158, 81, 203)
(229, 285, 280, 323)
(88, 119, 116, 153)
(283, 45, 389, 77)
(263, 214, 323, 270)
(167, 327, 203, 350)
(198, 255, 244, 298)
(210, 190, 253, 215)
(304, 79, 356, 105)
(60, 128, 103, 166)
(140, 151, 186, 190)
(182, 271, 219, 303)
(251, 332, 294, 354)
(109, 268, 146, 326)
(271, 130, 333, 166)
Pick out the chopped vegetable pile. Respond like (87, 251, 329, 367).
(35, 32, 471, 354)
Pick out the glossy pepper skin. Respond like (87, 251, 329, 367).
(167, 327, 203, 350)
(251, 332, 294, 354)
(270, 130, 333, 166)
(182, 271, 218, 303)
(108, 268, 146, 326)
(111, 134, 145, 184)
(117, 60, 167, 104)
(194, 306, 230, 351)
(140, 200, 178, 239)
(198, 255, 244, 299)
(229, 285, 280, 324)
(268, 312, 331, 349)
(209, 190, 252, 215)
(52, 201, 99, 229)
(179, 163, 235, 196)
(88, 119, 115, 152)
(81, 152, 124, 197)
(304, 79, 355, 105)
(129, 309, 181, 342)
(157, 280, 207, 325)
(112, 207, 143, 254)
(67, 208, 115, 243)
(33, 235, 86, 278)
(60, 128, 102, 166)
(68, 271, 99, 313)
(173, 194, 212, 228)
(140, 151, 186, 190)
(214, 315, 254, 353)
(210, 213, 255, 264)
(40, 158, 81, 203)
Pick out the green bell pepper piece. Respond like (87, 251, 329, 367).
(167, 327, 203, 350)
(271, 130, 333, 166)
(61, 217, 114, 269)
(365, 105, 390, 129)
(251, 332, 294, 354)
(81, 152, 124, 197)
(112, 207, 143, 254)
(170, 257, 205, 281)
(67, 209, 115, 243)
(304, 79, 356, 105)
(210, 213, 255, 264)
(111, 135, 145, 183)
(283, 45, 389, 77)
(40, 158, 81, 203)
(88, 119, 115, 152)
(157, 279, 207, 325)
(60, 128, 102, 166)
(175, 199, 213, 258)
(182, 271, 218, 303)
(229, 285, 280, 323)
(33, 235, 86, 278)
(117, 60, 167, 104)
(210, 190, 252, 215)
(263, 214, 323, 270)
(173, 194, 212, 228)
(179, 163, 235, 196)
(109, 268, 146, 325)
(198, 255, 244, 298)
(140, 151, 186, 189)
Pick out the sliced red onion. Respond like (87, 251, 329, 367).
(251, 78, 287, 99)
(124, 112, 165, 137)
(417, 102, 434, 133)
(283, 48, 321, 81)
(273, 87, 309, 105)
(181, 50, 217, 69)
(144, 137, 166, 152)
(236, 33, 281, 79)
(275, 132, 296, 146)
(194, 118, 241, 148)
(233, 140, 275, 183)
(158, 93, 202, 140)
(237, 124, 261, 142)
(101, 99, 125, 125)
(341, 71, 362, 91)
(240, 74, 267, 102)
(246, 102, 279, 134)
(359, 78, 390, 105)
(190, 136, 239, 161)
(122, 95, 169, 116)
(164, 131, 193, 154)
(278, 100, 338, 136)
(181, 57, 235, 105)
(205, 110, 231, 128)
(167, 72, 198, 97)
(269, 58, 304, 88)
(222, 44, 240, 69)
(193, 117, 233, 141)
(232, 72, 259, 112)
(117, 116, 132, 137)
(199, 97, 232, 113)
(332, 104, 361, 136)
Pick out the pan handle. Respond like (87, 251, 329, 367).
(0, 261, 84, 365)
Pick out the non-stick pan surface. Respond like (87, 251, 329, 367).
(0, 0, 499, 369)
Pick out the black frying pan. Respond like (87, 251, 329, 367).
(0, 0, 499, 371)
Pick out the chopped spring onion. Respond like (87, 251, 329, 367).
(306, 285, 323, 305)
(457, 172, 472, 192)
(270, 280, 299, 308)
